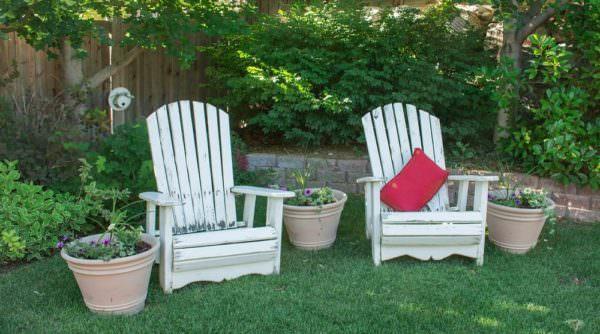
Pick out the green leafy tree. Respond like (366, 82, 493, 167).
(0, 0, 249, 112)
(482, 0, 569, 141)
(499, 34, 599, 187)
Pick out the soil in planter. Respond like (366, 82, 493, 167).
(135, 241, 152, 254)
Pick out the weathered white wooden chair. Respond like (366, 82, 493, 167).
(140, 101, 294, 293)
(358, 103, 497, 266)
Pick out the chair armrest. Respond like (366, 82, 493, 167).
(231, 186, 295, 198)
(357, 176, 385, 184)
(139, 192, 182, 206)
(448, 175, 498, 182)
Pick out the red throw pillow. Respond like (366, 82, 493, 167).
(380, 148, 449, 211)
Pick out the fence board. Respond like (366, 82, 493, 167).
(0, 32, 108, 109)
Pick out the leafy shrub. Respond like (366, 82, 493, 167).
(0, 93, 108, 191)
(497, 34, 599, 188)
(204, 1, 496, 147)
(86, 122, 155, 197)
(0, 161, 90, 263)
(63, 161, 147, 261)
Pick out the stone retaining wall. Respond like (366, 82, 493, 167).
(246, 153, 599, 222)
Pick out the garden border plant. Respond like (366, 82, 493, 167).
(282, 166, 347, 250)
(486, 168, 557, 254)
(58, 160, 159, 315)
(0, 160, 90, 263)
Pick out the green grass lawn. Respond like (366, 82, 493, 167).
(1, 195, 599, 333)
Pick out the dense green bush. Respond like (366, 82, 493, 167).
(496, 33, 599, 188)
(0, 161, 90, 263)
(204, 1, 496, 147)
(86, 122, 155, 197)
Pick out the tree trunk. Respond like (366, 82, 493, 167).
(61, 39, 88, 115)
(493, 24, 523, 143)
(61, 37, 142, 117)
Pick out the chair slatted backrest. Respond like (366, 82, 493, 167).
(362, 103, 449, 212)
(147, 101, 237, 234)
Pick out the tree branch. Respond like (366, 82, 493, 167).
(86, 46, 143, 89)
(517, 0, 566, 42)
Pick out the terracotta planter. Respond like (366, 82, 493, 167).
(487, 190, 554, 254)
(283, 189, 347, 250)
(61, 233, 159, 315)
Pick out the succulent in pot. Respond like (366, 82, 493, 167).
(59, 160, 158, 315)
(487, 186, 556, 254)
(282, 167, 347, 250)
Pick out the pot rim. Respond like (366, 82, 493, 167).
(487, 195, 555, 214)
(60, 233, 158, 265)
(283, 189, 347, 211)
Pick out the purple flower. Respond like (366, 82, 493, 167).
(102, 239, 111, 246)
(488, 194, 495, 200)
(515, 199, 522, 207)
(61, 235, 69, 242)
(56, 241, 64, 249)
(303, 188, 313, 196)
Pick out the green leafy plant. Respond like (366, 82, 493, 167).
(490, 187, 550, 209)
(61, 160, 148, 261)
(0, 161, 90, 263)
(492, 163, 557, 236)
(498, 34, 599, 188)
(490, 187, 557, 236)
(285, 166, 336, 206)
(205, 1, 495, 147)
(0, 229, 25, 262)
(86, 122, 155, 197)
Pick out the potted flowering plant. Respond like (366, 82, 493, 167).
(282, 167, 347, 250)
(58, 161, 159, 315)
(487, 185, 556, 254)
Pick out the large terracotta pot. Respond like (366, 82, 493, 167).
(61, 233, 159, 315)
(283, 189, 347, 250)
(487, 190, 554, 254)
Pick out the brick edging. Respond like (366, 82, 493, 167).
(246, 152, 599, 222)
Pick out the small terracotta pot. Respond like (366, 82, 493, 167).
(487, 190, 554, 254)
(61, 233, 159, 315)
(283, 189, 347, 250)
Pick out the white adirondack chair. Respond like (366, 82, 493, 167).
(140, 101, 294, 293)
(358, 103, 498, 266)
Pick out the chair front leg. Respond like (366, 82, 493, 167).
(456, 180, 469, 211)
(158, 206, 174, 293)
(265, 197, 284, 274)
(145, 202, 159, 264)
(473, 181, 490, 266)
(242, 194, 257, 228)
(370, 183, 382, 266)
(364, 182, 373, 239)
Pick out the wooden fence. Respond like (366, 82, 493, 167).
(0, 33, 109, 110)
(0, 0, 433, 126)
